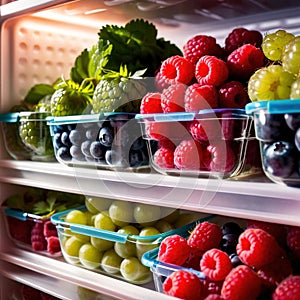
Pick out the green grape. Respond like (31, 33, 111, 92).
(262, 30, 294, 61)
(133, 203, 161, 226)
(94, 211, 116, 231)
(101, 248, 123, 274)
(114, 225, 139, 259)
(290, 78, 300, 99)
(78, 243, 103, 269)
(65, 209, 88, 225)
(85, 197, 100, 214)
(136, 227, 160, 260)
(64, 236, 84, 263)
(85, 196, 112, 213)
(282, 36, 300, 76)
(174, 212, 203, 228)
(84, 211, 94, 226)
(90, 236, 114, 252)
(119, 257, 151, 282)
(248, 65, 295, 101)
(154, 220, 174, 233)
(108, 200, 134, 227)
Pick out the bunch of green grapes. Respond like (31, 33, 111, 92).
(248, 29, 300, 101)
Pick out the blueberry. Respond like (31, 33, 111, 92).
(81, 140, 93, 158)
(285, 113, 300, 131)
(67, 124, 77, 131)
(69, 129, 85, 146)
(129, 149, 147, 167)
(229, 253, 243, 267)
(263, 141, 297, 178)
(90, 141, 106, 160)
(86, 127, 99, 140)
(219, 233, 239, 255)
(295, 128, 300, 151)
(221, 222, 243, 236)
(56, 147, 71, 161)
(61, 131, 72, 147)
(51, 124, 66, 134)
(99, 127, 114, 147)
(70, 145, 85, 160)
(105, 149, 127, 167)
(53, 133, 63, 149)
(255, 113, 293, 142)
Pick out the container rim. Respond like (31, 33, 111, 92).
(245, 99, 300, 114)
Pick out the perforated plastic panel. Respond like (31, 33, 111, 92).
(0, 15, 96, 111)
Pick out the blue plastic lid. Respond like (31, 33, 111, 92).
(0, 112, 20, 123)
(245, 99, 300, 115)
(135, 108, 247, 122)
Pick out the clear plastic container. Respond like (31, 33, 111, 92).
(136, 108, 256, 179)
(47, 112, 150, 171)
(0, 111, 55, 161)
(3, 207, 61, 257)
(51, 205, 214, 285)
(246, 99, 300, 187)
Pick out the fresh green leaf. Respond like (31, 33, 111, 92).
(24, 84, 55, 105)
(4, 194, 25, 210)
(32, 201, 51, 215)
(70, 48, 90, 83)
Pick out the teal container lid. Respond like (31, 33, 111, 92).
(0, 112, 20, 123)
(246, 99, 300, 115)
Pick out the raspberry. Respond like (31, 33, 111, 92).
(200, 248, 232, 281)
(163, 270, 202, 300)
(153, 147, 175, 169)
(207, 141, 236, 173)
(183, 247, 203, 270)
(184, 83, 219, 112)
(204, 294, 223, 300)
(201, 279, 223, 299)
(31, 222, 47, 251)
(187, 221, 222, 252)
(174, 139, 203, 170)
(272, 276, 300, 300)
(221, 265, 262, 300)
(145, 122, 170, 140)
(161, 83, 186, 113)
(227, 44, 265, 82)
(257, 257, 293, 291)
(154, 71, 170, 92)
(47, 236, 61, 255)
(188, 119, 219, 142)
(140, 92, 163, 114)
(43, 220, 58, 238)
(218, 81, 250, 109)
(287, 226, 300, 259)
(6, 217, 32, 244)
(195, 55, 229, 86)
(160, 55, 195, 85)
(183, 35, 223, 64)
(247, 220, 287, 248)
(224, 27, 263, 55)
(158, 234, 190, 265)
(236, 228, 283, 269)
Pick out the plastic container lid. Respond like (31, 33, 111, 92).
(0, 111, 50, 123)
(245, 99, 300, 115)
(135, 108, 248, 123)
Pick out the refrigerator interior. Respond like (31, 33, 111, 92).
(1, 0, 300, 299)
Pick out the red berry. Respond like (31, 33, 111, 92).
(187, 221, 222, 252)
(188, 119, 219, 142)
(227, 44, 265, 81)
(200, 248, 232, 281)
(174, 139, 203, 170)
(153, 147, 175, 169)
(184, 83, 219, 112)
(163, 270, 202, 300)
(140, 92, 163, 114)
(155, 71, 170, 92)
(224, 27, 263, 55)
(272, 275, 300, 300)
(6, 217, 32, 244)
(161, 83, 186, 113)
(257, 257, 293, 291)
(183, 247, 203, 270)
(43, 220, 58, 238)
(218, 81, 250, 109)
(160, 55, 195, 85)
(183, 35, 223, 64)
(158, 234, 190, 266)
(201, 279, 224, 299)
(145, 122, 170, 140)
(195, 55, 229, 86)
(221, 265, 262, 300)
(47, 236, 61, 255)
(287, 226, 300, 259)
(207, 141, 236, 173)
(236, 228, 282, 269)
(204, 294, 224, 300)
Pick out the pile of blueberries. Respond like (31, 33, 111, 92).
(255, 112, 300, 186)
(50, 113, 150, 169)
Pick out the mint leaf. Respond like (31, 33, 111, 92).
(24, 84, 55, 105)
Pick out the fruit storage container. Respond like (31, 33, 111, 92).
(2, 207, 61, 257)
(0, 111, 55, 161)
(47, 112, 150, 171)
(136, 108, 256, 179)
(51, 204, 214, 285)
(246, 99, 300, 187)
